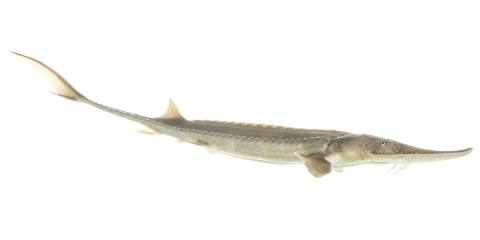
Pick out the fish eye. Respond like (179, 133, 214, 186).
(380, 141, 387, 146)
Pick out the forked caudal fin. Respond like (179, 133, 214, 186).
(12, 51, 169, 129)
(13, 51, 184, 121)
(12, 51, 85, 101)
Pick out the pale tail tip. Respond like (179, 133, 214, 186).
(12, 52, 33, 59)
(11, 51, 22, 56)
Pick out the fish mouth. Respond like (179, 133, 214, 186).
(373, 143, 473, 163)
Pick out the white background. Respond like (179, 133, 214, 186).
(1, 1, 479, 239)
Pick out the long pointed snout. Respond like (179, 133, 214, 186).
(325, 135, 473, 167)
(376, 141, 473, 163)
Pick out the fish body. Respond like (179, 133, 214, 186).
(12, 52, 473, 178)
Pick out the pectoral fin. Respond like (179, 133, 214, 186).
(294, 152, 332, 178)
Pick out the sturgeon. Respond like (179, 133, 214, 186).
(12, 52, 473, 178)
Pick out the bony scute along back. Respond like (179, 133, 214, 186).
(12, 51, 473, 178)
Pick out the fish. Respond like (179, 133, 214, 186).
(12, 51, 473, 178)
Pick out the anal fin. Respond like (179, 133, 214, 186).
(294, 152, 332, 178)
(176, 139, 209, 146)
(137, 125, 161, 135)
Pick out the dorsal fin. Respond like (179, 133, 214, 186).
(158, 98, 185, 120)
